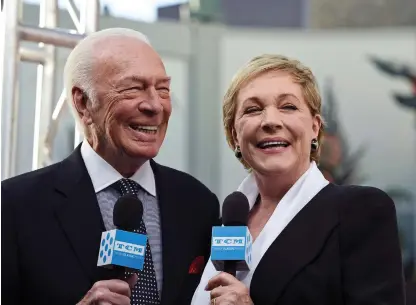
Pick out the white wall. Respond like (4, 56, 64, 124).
(154, 57, 189, 173)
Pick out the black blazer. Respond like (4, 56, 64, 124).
(1, 147, 220, 305)
(249, 183, 406, 305)
(407, 282, 416, 305)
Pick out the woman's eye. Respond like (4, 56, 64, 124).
(244, 107, 261, 114)
(283, 104, 298, 110)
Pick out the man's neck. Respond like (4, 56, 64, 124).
(88, 139, 146, 178)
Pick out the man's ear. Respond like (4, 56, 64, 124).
(72, 87, 93, 125)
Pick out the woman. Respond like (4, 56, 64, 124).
(191, 54, 405, 305)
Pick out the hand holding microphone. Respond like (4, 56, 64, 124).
(77, 195, 145, 305)
(76, 275, 137, 305)
(206, 191, 254, 305)
(206, 272, 253, 305)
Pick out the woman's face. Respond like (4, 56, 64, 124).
(233, 70, 321, 177)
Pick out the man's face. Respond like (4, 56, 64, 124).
(76, 37, 172, 171)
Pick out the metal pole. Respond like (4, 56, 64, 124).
(20, 47, 47, 64)
(74, 0, 99, 148)
(43, 89, 66, 163)
(19, 25, 85, 48)
(43, 0, 99, 164)
(1, 1, 99, 179)
(32, 0, 58, 170)
(1, 0, 20, 179)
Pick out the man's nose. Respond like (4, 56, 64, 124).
(138, 89, 163, 115)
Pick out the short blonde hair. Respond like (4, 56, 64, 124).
(223, 54, 324, 169)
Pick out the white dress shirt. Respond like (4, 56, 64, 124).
(80, 140, 163, 294)
(80, 140, 156, 196)
(191, 161, 329, 305)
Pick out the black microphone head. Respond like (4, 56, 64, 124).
(222, 191, 250, 226)
(113, 195, 143, 231)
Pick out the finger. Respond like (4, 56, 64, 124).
(214, 292, 238, 305)
(213, 294, 234, 305)
(93, 279, 131, 297)
(126, 273, 138, 289)
(97, 302, 112, 305)
(99, 291, 131, 305)
(210, 286, 228, 299)
(205, 272, 239, 290)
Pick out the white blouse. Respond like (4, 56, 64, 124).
(191, 162, 329, 305)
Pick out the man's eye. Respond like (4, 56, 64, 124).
(158, 88, 170, 98)
(131, 86, 144, 91)
(158, 87, 170, 93)
(122, 86, 144, 93)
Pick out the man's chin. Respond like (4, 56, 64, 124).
(123, 146, 160, 161)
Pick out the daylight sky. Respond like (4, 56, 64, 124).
(24, 0, 188, 22)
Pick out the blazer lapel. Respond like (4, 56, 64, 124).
(250, 184, 338, 305)
(53, 147, 111, 283)
(150, 160, 191, 305)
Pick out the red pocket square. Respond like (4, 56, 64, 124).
(189, 256, 205, 274)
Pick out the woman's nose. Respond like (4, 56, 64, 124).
(260, 108, 282, 132)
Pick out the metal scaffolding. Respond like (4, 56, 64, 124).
(1, 0, 99, 180)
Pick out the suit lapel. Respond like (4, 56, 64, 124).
(150, 160, 190, 305)
(53, 147, 112, 283)
(250, 184, 339, 305)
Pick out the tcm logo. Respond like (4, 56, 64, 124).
(213, 237, 245, 247)
(114, 241, 145, 256)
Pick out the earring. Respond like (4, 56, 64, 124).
(311, 139, 319, 152)
(234, 146, 242, 159)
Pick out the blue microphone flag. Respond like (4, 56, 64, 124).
(97, 229, 147, 271)
(211, 226, 252, 272)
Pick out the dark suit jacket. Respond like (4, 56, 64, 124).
(249, 183, 406, 305)
(407, 282, 416, 305)
(1, 147, 220, 305)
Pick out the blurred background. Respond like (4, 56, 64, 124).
(1, 0, 415, 283)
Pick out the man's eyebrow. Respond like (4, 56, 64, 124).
(116, 76, 145, 86)
(116, 76, 171, 86)
(157, 77, 171, 85)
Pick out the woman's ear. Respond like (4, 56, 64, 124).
(231, 127, 239, 148)
(312, 114, 322, 138)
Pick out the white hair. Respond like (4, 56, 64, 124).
(63, 28, 151, 129)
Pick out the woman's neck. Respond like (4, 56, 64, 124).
(254, 162, 312, 208)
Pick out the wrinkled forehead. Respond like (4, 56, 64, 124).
(90, 36, 168, 85)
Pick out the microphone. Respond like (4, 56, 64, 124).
(97, 195, 147, 272)
(211, 191, 252, 276)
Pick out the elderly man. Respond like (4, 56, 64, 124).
(2, 28, 219, 305)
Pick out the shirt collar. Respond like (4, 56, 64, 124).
(237, 161, 317, 210)
(80, 140, 156, 196)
